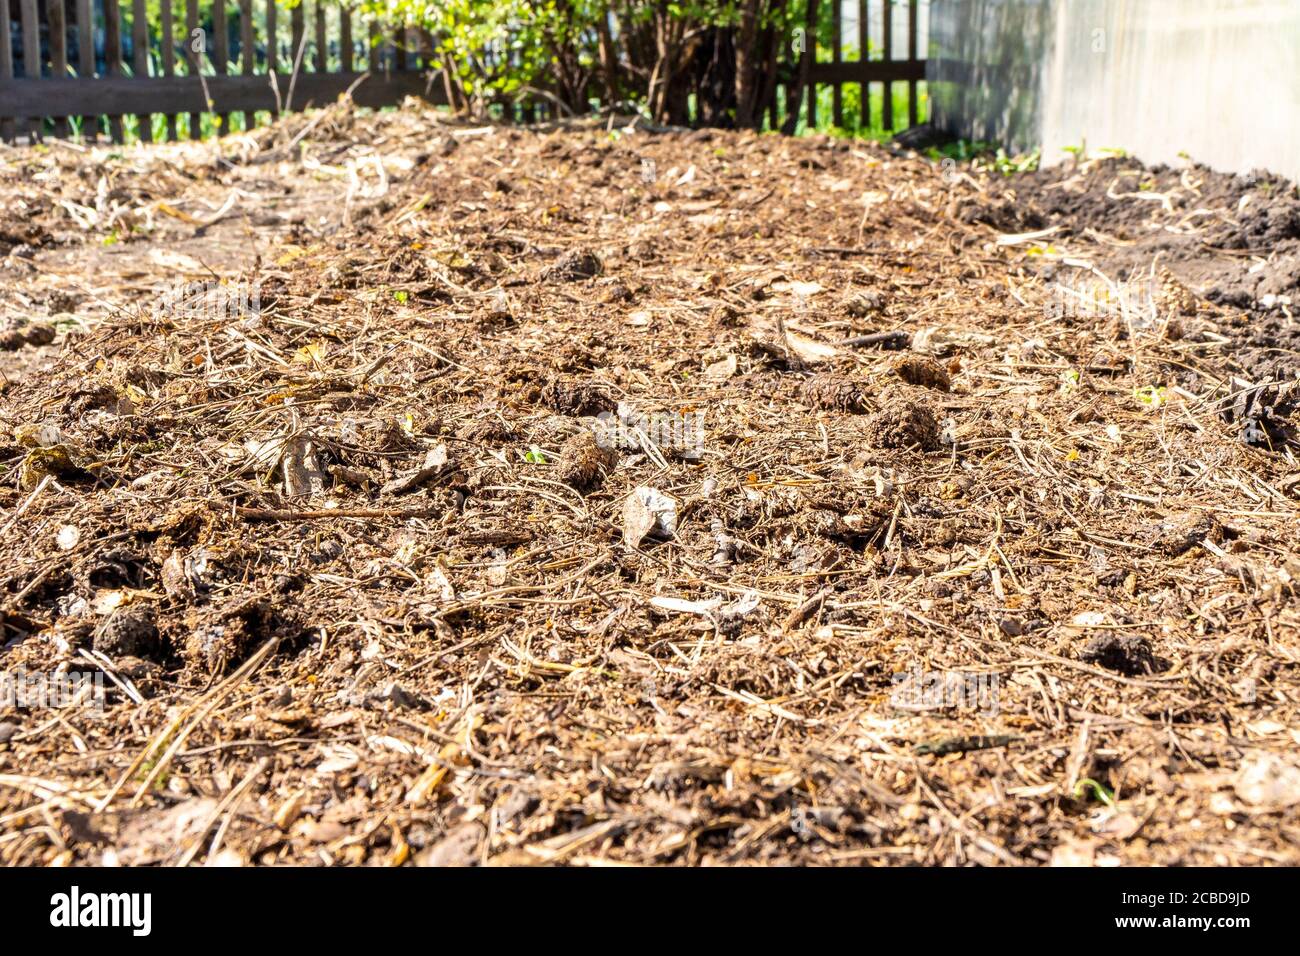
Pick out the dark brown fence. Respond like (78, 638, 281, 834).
(0, 0, 439, 143)
(0, 1, 927, 145)
(795, 0, 926, 132)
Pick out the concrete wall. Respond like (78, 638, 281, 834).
(928, 0, 1300, 183)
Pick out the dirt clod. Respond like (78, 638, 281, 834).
(540, 377, 615, 416)
(865, 395, 941, 449)
(0, 319, 56, 351)
(542, 249, 603, 282)
(844, 290, 885, 316)
(891, 355, 952, 392)
(800, 373, 867, 413)
(1080, 633, 1157, 676)
(180, 597, 283, 676)
(557, 429, 617, 491)
(1150, 513, 1224, 557)
(92, 605, 161, 660)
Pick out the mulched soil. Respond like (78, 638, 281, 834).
(1, 102, 1298, 866)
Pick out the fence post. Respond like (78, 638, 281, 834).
(49, 0, 69, 137)
(76, 0, 95, 139)
(808, 0, 819, 130)
(832, 0, 843, 128)
(0, 0, 12, 143)
(858, 0, 869, 128)
(20, 0, 40, 141)
(133, 0, 153, 142)
(908, 0, 919, 127)
(186, 0, 201, 139)
(882, 0, 894, 131)
(241, 0, 255, 130)
(213, 0, 230, 132)
(162, 0, 177, 139)
(105, 0, 125, 142)
(315, 2, 328, 73)
(267, 0, 279, 75)
(290, 0, 305, 109)
(341, 6, 354, 73)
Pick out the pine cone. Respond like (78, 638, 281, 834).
(800, 373, 868, 413)
(1155, 267, 1198, 317)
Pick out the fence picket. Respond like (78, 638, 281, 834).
(213, 0, 230, 131)
(908, 0, 920, 127)
(0, 0, 12, 142)
(19, 0, 39, 140)
(105, 0, 126, 142)
(267, 0, 279, 74)
(48, 0, 69, 137)
(186, 0, 200, 139)
(315, 2, 327, 72)
(241, 0, 255, 129)
(291, 2, 305, 92)
(882, 0, 894, 131)
(831, 0, 843, 128)
(804, 0, 818, 130)
(162, 0, 177, 140)
(858, 0, 869, 128)
(133, 0, 153, 142)
(341, 7, 354, 73)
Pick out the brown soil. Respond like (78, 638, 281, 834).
(961, 155, 1300, 385)
(1, 103, 1298, 867)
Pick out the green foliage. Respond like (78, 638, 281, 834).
(64, 1, 937, 141)
(361, 0, 615, 112)
(803, 79, 928, 139)
(365, 0, 807, 122)
(926, 139, 997, 162)
(986, 146, 1041, 175)
(925, 140, 1040, 176)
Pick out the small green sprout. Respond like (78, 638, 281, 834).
(991, 146, 1041, 176)
(1134, 385, 1168, 407)
(524, 446, 547, 464)
(1073, 777, 1116, 808)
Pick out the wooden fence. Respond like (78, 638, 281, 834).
(796, 0, 926, 132)
(0, 0, 438, 143)
(0, 1, 927, 145)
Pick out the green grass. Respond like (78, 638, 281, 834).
(45, 105, 285, 145)
(765, 80, 928, 142)
(926, 139, 1042, 176)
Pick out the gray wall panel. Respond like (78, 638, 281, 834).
(928, 0, 1300, 182)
